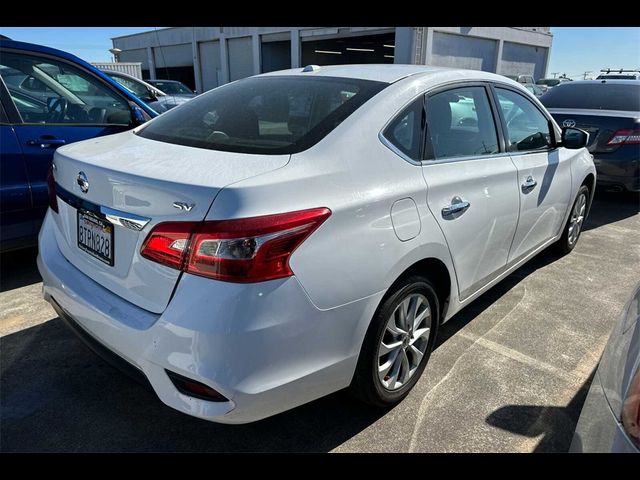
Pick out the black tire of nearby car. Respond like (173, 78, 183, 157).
(557, 185, 590, 255)
(349, 275, 440, 407)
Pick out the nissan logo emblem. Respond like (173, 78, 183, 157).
(77, 171, 89, 194)
(563, 119, 576, 128)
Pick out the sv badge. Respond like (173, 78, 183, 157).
(173, 202, 195, 212)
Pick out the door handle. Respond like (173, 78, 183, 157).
(442, 196, 471, 217)
(27, 138, 66, 149)
(521, 176, 538, 192)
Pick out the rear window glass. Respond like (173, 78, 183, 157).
(137, 76, 387, 154)
(540, 83, 640, 111)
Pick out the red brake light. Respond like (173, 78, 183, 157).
(46, 166, 58, 213)
(607, 129, 640, 145)
(140, 222, 198, 269)
(622, 368, 640, 447)
(140, 208, 331, 283)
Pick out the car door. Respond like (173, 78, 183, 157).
(491, 85, 572, 262)
(0, 48, 136, 233)
(0, 94, 33, 248)
(421, 84, 520, 301)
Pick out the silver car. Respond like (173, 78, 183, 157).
(39, 65, 595, 423)
(570, 283, 640, 452)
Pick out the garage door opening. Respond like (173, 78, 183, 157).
(301, 33, 396, 66)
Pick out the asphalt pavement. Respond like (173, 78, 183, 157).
(1, 189, 638, 452)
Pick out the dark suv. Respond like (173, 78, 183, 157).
(541, 80, 640, 192)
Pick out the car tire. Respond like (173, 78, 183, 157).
(349, 275, 439, 407)
(557, 185, 590, 255)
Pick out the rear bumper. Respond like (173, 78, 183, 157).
(595, 172, 640, 192)
(593, 153, 640, 192)
(37, 211, 381, 423)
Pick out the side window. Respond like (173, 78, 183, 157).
(0, 51, 132, 125)
(382, 97, 424, 161)
(425, 86, 499, 160)
(495, 88, 552, 152)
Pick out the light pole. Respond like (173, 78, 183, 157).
(109, 48, 122, 63)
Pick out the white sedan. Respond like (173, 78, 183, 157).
(38, 64, 595, 423)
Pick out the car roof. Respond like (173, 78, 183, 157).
(258, 64, 520, 85)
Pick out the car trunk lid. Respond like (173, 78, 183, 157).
(50, 130, 289, 314)
(548, 108, 640, 153)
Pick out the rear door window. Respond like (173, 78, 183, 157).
(137, 76, 387, 154)
(424, 86, 500, 160)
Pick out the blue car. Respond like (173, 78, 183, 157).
(0, 39, 158, 252)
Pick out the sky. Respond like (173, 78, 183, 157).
(547, 27, 640, 79)
(1, 26, 639, 79)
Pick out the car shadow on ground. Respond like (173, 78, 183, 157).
(484, 370, 595, 452)
(0, 189, 636, 452)
(0, 317, 393, 452)
(0, 247, 40, 293)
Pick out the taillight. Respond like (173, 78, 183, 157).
(140, 221, 198, 269)
(46, 166, 58, 213)
(140, 208, 331, 283)
(622, 368, 640, 447)
(607, 129, 640, 145)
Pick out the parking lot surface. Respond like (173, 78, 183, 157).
(1, 190, 638, 452)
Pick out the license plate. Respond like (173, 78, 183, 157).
(77, 210, 114, 266)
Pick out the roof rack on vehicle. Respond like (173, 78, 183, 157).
(600, 68, 640, 74)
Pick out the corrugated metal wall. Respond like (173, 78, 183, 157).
(430, 32, 497, 72)
(501, 42, 548, 81)
(91, 62, 143, 79)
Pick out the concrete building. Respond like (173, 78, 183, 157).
(111, 27, 552, 93)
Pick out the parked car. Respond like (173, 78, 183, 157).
(100, 70, 191, 113)
(536, 77, 572, 92)
(38, 65, 594, 424)
(596, 69, 640, 80)
(0, 39, 158, 252)
(524, 83, 545, 98)
(541, 80, 640, 192)
(145, 79, 196, 98)
(504, 74, 535, 85)
(570, 282, 640, 453)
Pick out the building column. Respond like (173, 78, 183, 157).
(219, 36, 230, 84)
(423, 27, 433, 65)
(543, 47, 551, 79)
(290, 28, 300, 68)
(252, 33, 261, 75)
(192, 29, 203, 94)
(495, 39, 504, 74)
(146, 46, 156, 80)
(393, 27, 413, 64)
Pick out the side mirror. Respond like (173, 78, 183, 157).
(130, 104, 147, 126)
(561, 127, 589, 149)
(147, 89, 159, 102)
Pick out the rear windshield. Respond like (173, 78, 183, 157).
(540, 83, 640, 111)
(537, 79, 560, 86)
(137, 76, 387, 154)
